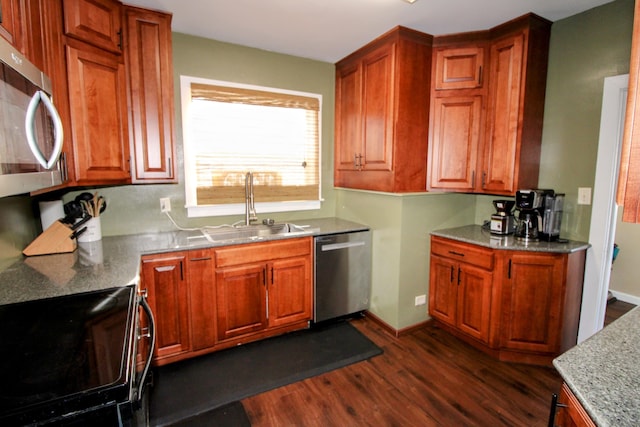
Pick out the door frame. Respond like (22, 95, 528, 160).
(578, 74, 628, 343)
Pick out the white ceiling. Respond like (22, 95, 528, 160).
(125, 0, 615, 63)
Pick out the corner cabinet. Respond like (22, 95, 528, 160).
(428, 14, 551, 195)
(140, 238, 313, 366)
(429, 235, 586, 365)
(334, 26, 433, 192)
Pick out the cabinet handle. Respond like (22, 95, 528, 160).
(547, 393, 568, 427)
(471, 170, 476, 188)
(271, 266, 274, 285)
(478, 65, 483, 86)
(354, 153, 358, 169)
(168, 157, 173, 177)
(263, 267, 267, 286)
(189, 257, 211, 262)
(457, 267, 461, 285)
(508, 259, 512, 279)
(180, 262, 184, 281)
(117, 28, 123, 50)
(450, 266, 454, 283)
(482, 171, 487, 188)
(449, 251, 465, 257)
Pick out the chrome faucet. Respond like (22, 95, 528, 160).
(245, 171, 257, 225)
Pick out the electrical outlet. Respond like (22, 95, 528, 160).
(578, 187, 592, 205)
(414, 294, 427, 306)
(160, 197, 171, 213)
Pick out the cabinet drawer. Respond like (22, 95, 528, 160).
(431, 237, 494, 270)
(215, 237, 312, 268)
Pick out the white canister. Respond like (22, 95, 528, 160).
(77, 217, 102, 243)
(39, 200, 64, 230)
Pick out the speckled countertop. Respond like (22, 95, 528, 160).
(553, 308, 640, 426)
(431, 224, 590, 253)
(0, 217, 368, 306)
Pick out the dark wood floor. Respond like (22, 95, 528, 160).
(604, 298, 636, 326)
(242, 301, 635, 426)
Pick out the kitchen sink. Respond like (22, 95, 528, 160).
(200, 222, 310, 243)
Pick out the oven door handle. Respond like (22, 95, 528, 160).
(136, 292, 156, 404)
(25, 90, 64, 169)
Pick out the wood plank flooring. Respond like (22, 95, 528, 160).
(242, 301, 635, 426)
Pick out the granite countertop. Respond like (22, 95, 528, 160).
(431, 224, 590, 253)
(553, 307, 640, 426)
(0, 217, 368, 306)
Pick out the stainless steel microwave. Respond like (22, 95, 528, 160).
(0, 36, 64, 198)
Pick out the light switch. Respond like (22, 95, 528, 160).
(578, 187, 592, 205)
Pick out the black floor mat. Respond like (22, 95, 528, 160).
(167, 401, 251, 427)
(149, 321, 382, 426)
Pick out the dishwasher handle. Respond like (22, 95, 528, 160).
(320, 241, 366, 251)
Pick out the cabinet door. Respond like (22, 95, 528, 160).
(268, 256, 312, 328)
(63, 0, 122, 53)
(141, 254, 190, 360)
(481, 33, 524, 194)
(428, 95, 482, 191)
(216, 263, 267, 340)
(457, 262, 492, 343)
(125, 7, 176, 183)
(187, 249, 216, 351)
(335, 60, 362, 173)
(555, 383, 596, 427)
(434, 46, 484, 90)
(428, 254, 457, 327)
(0, 0, 21, 49)
(501, 252, 565, 353)
(66, 42, 131, 184)
(361, 43, 395, 172)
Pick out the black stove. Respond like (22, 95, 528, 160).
(0, 286, 152, 426)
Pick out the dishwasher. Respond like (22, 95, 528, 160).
(314, 230, 372, 323)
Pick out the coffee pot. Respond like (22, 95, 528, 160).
(515, 210, 540, 241)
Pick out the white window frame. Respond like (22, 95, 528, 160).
(180, 75, 322, 218)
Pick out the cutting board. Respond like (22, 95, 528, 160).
(23, 221, 77, 256)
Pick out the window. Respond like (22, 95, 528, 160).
(180, 76, 322, 218)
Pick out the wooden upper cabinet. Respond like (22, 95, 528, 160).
(434, 46, 484, 90)
(482, 15, 550, 195)
(335, 26, 433, 192)
(0, 0, 22, 49)
(427, 14, 550, 195)
(428, 94, 483, 191)
(62, 0, 122, 53)
(617, 0, 640, 222)
(125, 6, 176, 183)
(66, 41, 130, 184)
(481, 33, 524, 194)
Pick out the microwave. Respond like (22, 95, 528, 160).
(0, 36, 64, 198)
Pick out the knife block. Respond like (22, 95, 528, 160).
(23, 221, 77, 256)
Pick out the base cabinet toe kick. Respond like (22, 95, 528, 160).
(428, 235, 587, 366)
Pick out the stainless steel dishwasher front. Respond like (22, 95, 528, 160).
(313, 230, 371, 323)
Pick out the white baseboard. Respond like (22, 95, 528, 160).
(609, 290, 640, 306)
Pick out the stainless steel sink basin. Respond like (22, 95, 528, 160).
(200, 223, 310, 243)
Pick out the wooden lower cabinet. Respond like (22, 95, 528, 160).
(429, 251, 493, 344)
(140, 252, 190, 363)
(552, 383, 596, 427)
(429, 236, 586, 365)
(141, 237, 313, 366)
(215, 238, 312, 343)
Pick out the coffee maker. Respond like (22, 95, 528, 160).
(515, 189, 564, 241)
(514, 189, 546, 241)
(490, 200, 515, 235)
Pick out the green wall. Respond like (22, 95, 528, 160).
(540, 0, 633, 241)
